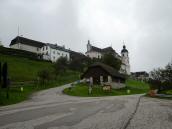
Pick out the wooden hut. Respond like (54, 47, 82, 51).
(81, 62, 127, 89)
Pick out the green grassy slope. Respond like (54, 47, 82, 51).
(0, 54, 53, 82)
(0, 71, 80, 106)
(0, 54, 80, 106)
(126, 79, 150, 93)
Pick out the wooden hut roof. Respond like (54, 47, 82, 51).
(82, 62, 126, 79)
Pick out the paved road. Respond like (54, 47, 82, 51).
(0, 84, 172, 129)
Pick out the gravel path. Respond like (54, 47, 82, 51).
(127, 97, 172, 129)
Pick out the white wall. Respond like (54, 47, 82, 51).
(10, 43, 19, 49)
(121, 52, 130, 75)
(11, 43, 70, 62)
(41, 45, 50, 55)
(86, 51, 102, 59)
(50, 48, 70, 62)
(111, 82, 126, 89)
(10, 43, 41, 54)
(120, 63, 130, 75)
(41, 45, 70, 62)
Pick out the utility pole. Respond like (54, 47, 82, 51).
(123, 40, 125, 46)
(18, 26, 19, 36)
(17, 26, 20, 49)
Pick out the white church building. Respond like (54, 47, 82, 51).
(85, 40, 130, 75)
(41, 43, 70, 62)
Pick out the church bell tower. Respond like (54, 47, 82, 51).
(121, 45, 130, 75)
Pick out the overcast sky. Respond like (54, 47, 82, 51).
(0, 0, 172, 72)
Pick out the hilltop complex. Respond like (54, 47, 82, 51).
(9, 36, 130, 75)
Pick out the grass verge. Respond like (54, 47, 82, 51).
(159, 90, 172, 95)
(63, 79, 150, 97)
(0, 70, 80, 106)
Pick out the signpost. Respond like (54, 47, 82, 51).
(2, 62, 10, 98)
(2, 62, 8, 88)
(88, 77, 93, 94)
(0, 62, 1, 88)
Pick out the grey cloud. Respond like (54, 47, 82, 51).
(0, 0, 172, 72)
(131, 0, 172, 71)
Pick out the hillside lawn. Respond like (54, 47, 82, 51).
(0, 54, 80, 106)
(63, 79, 150, 97)
(0, 54, 54, 82)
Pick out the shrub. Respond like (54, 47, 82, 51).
(148, 79, 161, 90)
(0, 46, 41, 60)
(69, 59, 85, 72)
(37, 69, 52, 85)
(149, 61, 172, 91)
(0, 62, 1, 87)
(148, 79, 172, 91)
(102, 53, 122, 71)
(53, 57, 68, 75)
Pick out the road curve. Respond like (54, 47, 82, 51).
(0, 83, 171, 129)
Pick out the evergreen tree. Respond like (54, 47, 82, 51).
(102, 53, 122, 71)
(2, 62, 8, 88)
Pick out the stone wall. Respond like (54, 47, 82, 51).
(111, 82, 126, 89)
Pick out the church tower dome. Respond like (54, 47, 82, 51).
(121, 45, 128, 53)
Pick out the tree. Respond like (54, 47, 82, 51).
(102, 53, 122, 71)
(164, 62, 172, 82)
(150, 68, 164, 81)
(37, 69, 51, 84)
(0, 62, 1, 87)
(2, 62, 8, 88)
(69, 56, 95, 72)
(2, 62, 10, 98)
(53, 57, 68, 75)
(69, 59, 84, 72)
(149, 61, 172, 90)
(150, 61, 172, 83)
